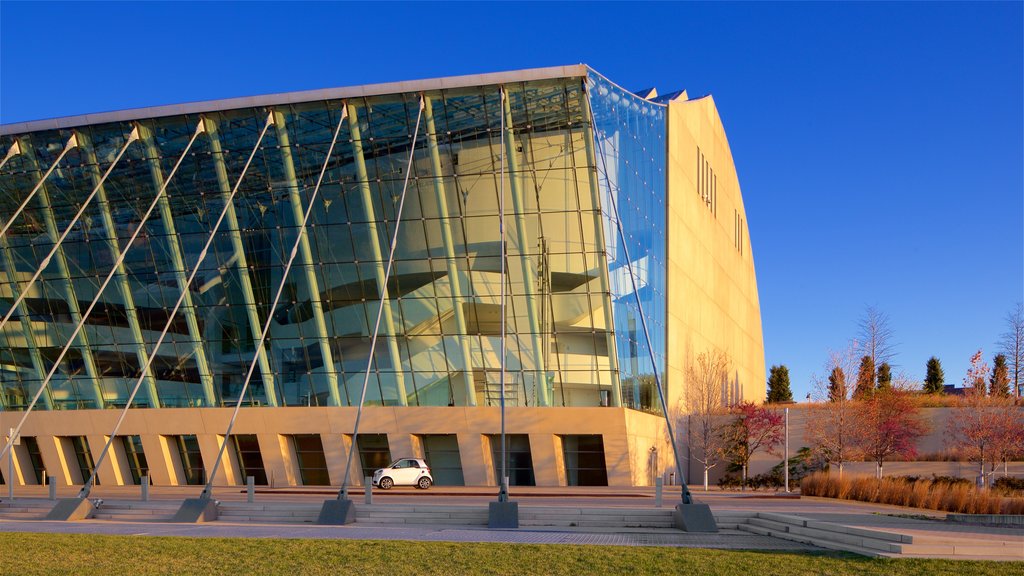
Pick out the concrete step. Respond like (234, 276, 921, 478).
(738, 523, 891, 558)
(90, 513, 175, 522)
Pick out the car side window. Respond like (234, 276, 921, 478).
(409, 460, 419, 468)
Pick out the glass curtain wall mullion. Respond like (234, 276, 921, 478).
(138, 123, 217, 407)
(500, 86, 548, 407)
(0, 134, 76, 240)
(344, 101, 407, 406)
(423, 94, 476, 406)
(77, 130, 161, 408)
(19, 136, 104, 410)
(271, 110, 342, 407)
(0, 139, 21, 171)
(577, 90, 621, 408)
(203, 116, 278, 406)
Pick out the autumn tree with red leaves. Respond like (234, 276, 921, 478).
(721, 401, 784, 490)
(854, 388, 927, 478)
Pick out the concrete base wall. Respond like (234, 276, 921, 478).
(0, 406, 672, 488)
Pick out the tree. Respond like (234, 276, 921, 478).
(807, 348, 863, 477)
(857, 305, 896, 368)
(964, 350, 989, 395)
(876, 362, 892, 391)
(923, 357, 945, 395)
(990, 354, 1011, 397)
(766, 365, 793, 403)
(949, 383, 1024, 486)
(855, 388, 927, 478)
(827, 367, 847, 402)
(853, 355, 875, 399)
(685, 350, 730, 491)
(999, 303, 1024, 398)
(721, 401, 784, 490)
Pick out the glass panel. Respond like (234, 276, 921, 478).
(174, 434, 205, 485)
(489, 434, 535, 486)
(562, 434, 608, 486)
(420, 434, 464, 486)
(292, 434, 329, 486)
(232, 434, 267, 485)
(120, 435, 148, 484)
(356, 434, 391, 477)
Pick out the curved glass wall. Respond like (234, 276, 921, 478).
(0, 74, 676, 411)
(587, 72, 668, 414)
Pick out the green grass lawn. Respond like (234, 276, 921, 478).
(0, 532, 1015, 576)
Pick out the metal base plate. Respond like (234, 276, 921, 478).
(317, 499, 356, 525)
(673, 502, 718, 532)
(171, 497, 219, 523)
(45, 497, 95, 521)
(488, 501, 519, 529)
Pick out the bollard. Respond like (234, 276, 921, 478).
(364, 476, 373, 505)
(48, 476, 57, 500)
(655, 477, 663, 508)
(141, 476, 149, 501)
(247, 476, 255, 503)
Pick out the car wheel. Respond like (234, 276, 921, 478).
(379, 477, 393, 490)
(417, 476, 432, 490)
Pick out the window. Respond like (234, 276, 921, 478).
(292, 434, 330, 486)
(489, 434, 535, 486)
(22, 436, 45, 484)
(562, 434, 608, 486)
(174, 435, 205, 485)
(120, 435, 148, 484)
(421, 434, 464, 486)
(232, 434, 267, 485)
(67, 436, 97, 485)
(697, 147, 717, 217)
(734, 210, 744, 256)
(356, 434, 391, 477)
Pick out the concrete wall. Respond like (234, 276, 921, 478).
(686, 406, 1024, 484)
(0, 406, 672, 488)
(665, 95, 765, 412)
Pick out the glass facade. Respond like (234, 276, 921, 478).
(0, 71, 667, 414)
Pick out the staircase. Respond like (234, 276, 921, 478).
(218, 502, 321, 524)
(89, 500, 179, 522)
(734, 512, 1024, 559)
(518, 506, 674, 529)
(483, 371, 520, 407)
(0, 499, 55, 520)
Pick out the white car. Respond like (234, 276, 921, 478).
(372, 458, 433, 490)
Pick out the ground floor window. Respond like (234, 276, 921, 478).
(232, 434, 267, 485)
(356, 434, 391, 477)
(562, 435, 607, 486)
(420, 434, 464, 486)
(120, 435, 148, 484)
(66, 436, 97, 485)
(22, 436, 46, 484)
(489, 434, 535, 486)
(292, 434, 329, 486)
(173, 435, 205, 485)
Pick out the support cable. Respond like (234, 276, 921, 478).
(71, 121, 206, 497)
(586, 89, 695, 504)
(498, 87, 509, 501)
(336, 96, 424, 500)
(0, 134, 77, 239)
(0, 130, 134, 337)
(0, 126, 147, 462)
(200, 105, 350, 498)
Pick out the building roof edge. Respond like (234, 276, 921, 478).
(1, 64, 589, 136)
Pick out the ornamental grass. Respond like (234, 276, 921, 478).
(800, 471, 1024, 515)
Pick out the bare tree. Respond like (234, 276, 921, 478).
(999, 302, 1024, 398)
(685, 350, 729, 491)
(857, 305, 897, 368)
(806, 347, 864, 477)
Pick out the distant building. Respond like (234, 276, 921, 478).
(0, 66, 763, 489)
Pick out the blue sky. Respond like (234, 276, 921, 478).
(1, 2, 1021, 401)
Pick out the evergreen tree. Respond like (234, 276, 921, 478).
(876, 362, 892, 391)
(923, 357, 945, 394)
(828, 367, 847, 402)
(853, 355, 875, 399)
(766, 365, 793, 403)
(991, 354, 1011, 397)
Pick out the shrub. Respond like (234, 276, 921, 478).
(992, 476, 1024, 496)
(799, 471, 1024, 515)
